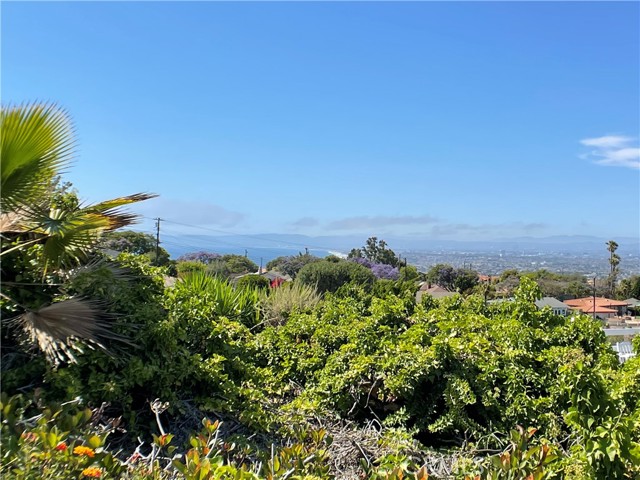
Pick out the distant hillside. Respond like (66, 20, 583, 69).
(159, 233, 640, 257)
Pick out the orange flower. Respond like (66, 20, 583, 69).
(73, 445, 96, 457)
(81, 467, 102, 478)
(54, 442, 68, 451)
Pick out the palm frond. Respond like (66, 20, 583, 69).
(8, 297, 131, 366)
(83, 193, 158, 231)
(1, 103, 75, 211)
(17, 193, 156, 271)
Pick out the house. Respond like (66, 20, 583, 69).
(260, 270, 292, 288)
(534, 297, 572, 316)
(416, 283, 456, 302)
(564, 297, 630, 319)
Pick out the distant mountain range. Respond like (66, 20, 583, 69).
(161, 233, 640, 257)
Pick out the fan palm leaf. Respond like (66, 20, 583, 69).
(1, 103, 74, 211)
(24, 193, 157, 271)
(6, 297, 132, 365)
(1, 102, 157, 363)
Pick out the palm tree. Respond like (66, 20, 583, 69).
(606, 240, 620, 298)
(1, 102, 156, 364)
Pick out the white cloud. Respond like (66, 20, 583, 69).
(132, 197, 246, 227)
(580, 135, 640, 169)
(327, 215, 438, 231)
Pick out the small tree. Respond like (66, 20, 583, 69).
(618, 275, 640, 300)
(266, 253, 320, 278)
(348, 237, 399, 267)
(222, 254, 258, 274)
(426, 263, 478, 294)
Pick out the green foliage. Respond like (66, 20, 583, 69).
(100, 230, 172, 267)
(174, 272, 260, 327)
(348, 237, 400, 267)
(297, 259, 376, 294)
(425, 264, 479, 294)
(258, 282, 322, 326)
(0, 104, 156, 364)
(266, 253, 321, 279)
(222, 255, 258, 275)
(236, 274, 270, 291)
(1, 103, 74, 211)
(618, 275, 640, 300)
(257, 278, 623, 449)
(99, 230, 158, 255)
(1, 394, 335, 480)
(177, 261, 206, 276)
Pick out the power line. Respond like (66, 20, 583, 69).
(140, 216, 341, 253)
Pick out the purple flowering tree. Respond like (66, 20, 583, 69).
(177, 251, 221, 264)
(348, 257, 399, 280)
(371, 263, 400, 280)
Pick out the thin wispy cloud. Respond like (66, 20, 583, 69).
(289, 217, 319, 228)
(429, 222, 547, 238)
(327, 215, 438, 231)
(580, 135, 640, 169)
(133, 197, 246, 227)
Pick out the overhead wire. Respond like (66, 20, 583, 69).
(139, 216, 343, 254)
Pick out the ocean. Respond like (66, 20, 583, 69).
(164, 245, 339, 267)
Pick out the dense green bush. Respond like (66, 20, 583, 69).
(256, 279, 628, 448)
(296, 259, 376, 293)
(177, 260, 206, 276)
(4, 250, 639, 477)
(236, 274, 270, 291)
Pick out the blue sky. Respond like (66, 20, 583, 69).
(3, 1, 639, 242)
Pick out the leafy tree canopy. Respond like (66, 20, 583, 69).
(619, 275, 640, 300)
(348, 237, 399, 267)
(177, 251, 221, 264)
(222, 254, 258, 275)
(265, 253, 321, 278)
(425, 263, 479, 294)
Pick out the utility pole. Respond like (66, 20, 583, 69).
(592, 275, 597, 320)
(155, 217, 161, 265)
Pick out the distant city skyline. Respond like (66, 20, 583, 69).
(3, 2, 639, 240)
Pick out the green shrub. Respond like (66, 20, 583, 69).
(297, 260, 375, 293)
(177, 261, 206, 277)
(236, 274, 270, 291)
